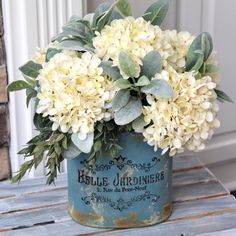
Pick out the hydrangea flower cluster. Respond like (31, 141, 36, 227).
(36, 51, 115, 139)
(142, 67, 220, 156)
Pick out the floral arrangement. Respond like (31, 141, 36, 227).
(8, 0, 232, 184)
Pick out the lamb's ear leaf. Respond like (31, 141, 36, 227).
(112, 89, 130, 111)
(93, 2, 111, 27)
(45, 48, 62, 62)
(141, 50, 162, 78)
(71, 133, 94, 154)
(118, 52, 140, 78)
(141, 79, 173, 99)
(99, 61, 122, 80)
(114, 97, 142, 125)
(186, 32, 213, 71)
(116, 0, 132, 17)
(143, 0, 169, 26)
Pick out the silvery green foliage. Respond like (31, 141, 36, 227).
(118, 52, 140, 78)
(114, 97, 142, 125)
(99, 61, 122, 80)
(135, 76, 150, 87)
(143, 0, 169, 26)
(71, 133, 94, 154)
(132, 115, 146, 133)
(141, 79, 174, 99)
(115, 79, 132, 89)
(112, 90, 130, 111)
(186, 32, 213, 72)
(116, 0, 132, 17)
(215, 89, 234, 103)
(141, 51, 162, 78)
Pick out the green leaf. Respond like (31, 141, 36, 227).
(141, 79, 173, 99)
(96, 4, 114, 31)
(93, 140, 102, 152)
(116, 0, 132, 17)
(141, 50, 162, 78)
(7, 80, 32, 92)
(112, 89, 130, 111)
(143, 0, 169, 26)
(132, 115, 146, 133)
(109, 10, 124, 23)
(115, 78, 132, 89)
(26, 89, 37, 107)
(135, 75, 150, 87)
(205, 64, 219, 74)
(93, 2, 111, 27)
(114, 97, 143, 125)
(46, 48, 62, 62)
(84, 13, 95, 25)
(99, 61, 122, 80)
(19, 61, 42, 78)
(62, 142, 81, 160)
(58, 39, 88, 51)
(215, 89, 233, 103)
(71, 132, 94, 154)
(186, 32, 213, 71)
(118, 52, 139, 78)
(191, 50, 204, 72)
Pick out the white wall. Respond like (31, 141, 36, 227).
(88, 0, 236, 190)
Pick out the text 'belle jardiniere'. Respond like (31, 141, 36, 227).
(8, 0, 232, 228)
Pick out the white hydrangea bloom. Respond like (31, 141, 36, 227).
(142, 66, 220, 156)
(93, 17, 195, 76)
(36, 51, 115, 139)
(93, 17, 169, 72)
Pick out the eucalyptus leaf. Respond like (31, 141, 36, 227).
(132, 115, 146, 133)
(135, 75, 150, 87)
(141, 79, 173, 99)
(114, 97, 142, 125)
(99, 61, 121, 80)
(7, 80, 32, 92)
(119, 52, 139, 78)
(62, 142, 81, 160)
(19, 61, 42, 78)
(116, 0, 132, 17)
(112, 89, 130, 111)
(46, 48, 62, 62)
(143, 0, 169, 26)
(186, 32, 213, 71)
(71, 132, 94, 154)
(115, 78, 132, 89)
(215, 89, 233, 103)
(141, 50, 162, 78)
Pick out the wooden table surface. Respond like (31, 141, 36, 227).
(1, 155, 236, 236)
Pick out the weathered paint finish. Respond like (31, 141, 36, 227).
(67, 133, 173, 228)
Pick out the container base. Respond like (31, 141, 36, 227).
(68, 203, 172, 229)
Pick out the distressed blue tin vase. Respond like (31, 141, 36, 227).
(67, 133, 172, 228)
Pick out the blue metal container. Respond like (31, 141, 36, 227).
(67, 133, 172, 228)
